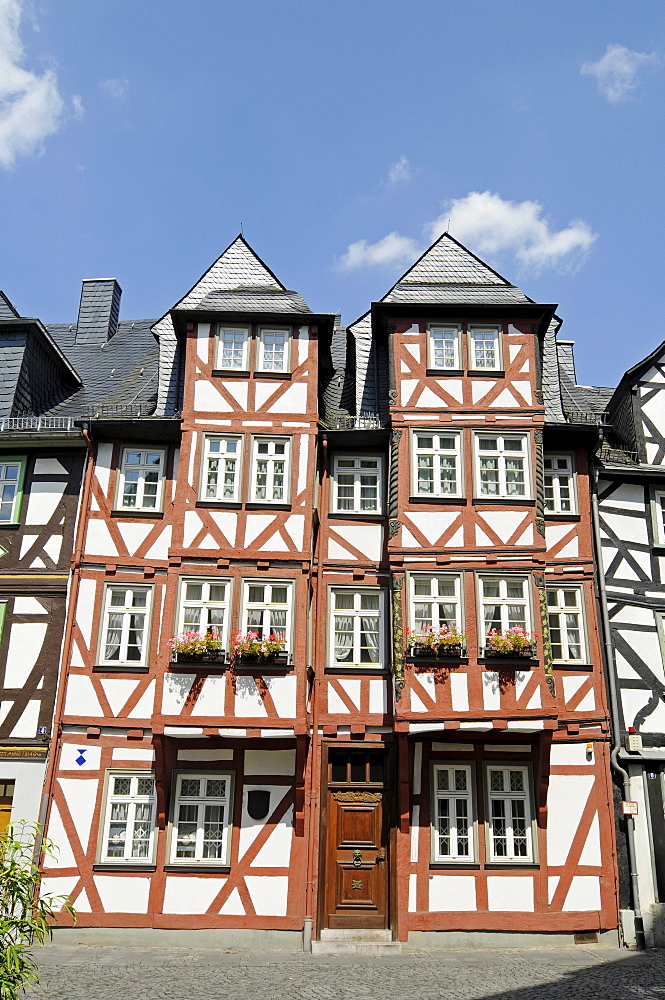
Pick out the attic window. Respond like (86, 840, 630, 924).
(215, 326, 249, 371)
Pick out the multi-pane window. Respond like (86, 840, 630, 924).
(100, 773, 156, 863)
(469, 326, 501, 370)
(480, 577, 530, 638)
(117, 448, 165, 511)
(331, 589, 383, 667)
(215, 326, 249, 370)
(544, 454, 575, 513)
(0, 459, 23, 523)
(178, 578, 229, 642)
(429, 326, 461, 370)
(251, 437, 290, 502)
(410, 575, 462, 633)
(475, 434, 529, 498)
(258, 328, 289, 373)
(547, 587, 586, 663)
(332, 456, 382, 513)
(432, 764, 474, 862)
(412, 433, 461, 497)
(170, 773, 232, 865)
(242, 581, 292, 649)
(100, 586, 152, 666)
(653, 491, 665, 546)
(202, 436, 241, 502)
(486, 765, 533, 862)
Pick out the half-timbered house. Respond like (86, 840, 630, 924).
(0, 280, 157, 835)
(595, 341, 665, 947)
(40, 234, 619, 949)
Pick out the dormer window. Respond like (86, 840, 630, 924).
(257, 328, 290, 373)
(428, 325, 461, 370)
(215, 326, 249, 371)
(469, 326, 501, 371)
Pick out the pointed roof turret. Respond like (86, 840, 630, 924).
(380, 232, 531, 306)
(173, 234, 310, 314)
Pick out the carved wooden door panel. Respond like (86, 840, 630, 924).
(323, 749, 389, 929)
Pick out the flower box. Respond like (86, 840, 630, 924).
(481, 645, 538, 669)
(173, 650, 226, 666)
(237, 651, 290, 667)
(407, 643, 467, 661)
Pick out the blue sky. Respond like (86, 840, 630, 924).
(1, 1, 664, 388)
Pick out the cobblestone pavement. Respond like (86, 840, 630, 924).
(34, 944, 665, 1000)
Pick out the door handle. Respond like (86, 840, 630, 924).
(375, 849, 385, 866)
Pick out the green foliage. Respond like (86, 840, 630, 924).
(0, 823, 75, 1000)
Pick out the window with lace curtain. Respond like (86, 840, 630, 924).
(98, 772, 156, 864)
(169, 772, 233, 865)
(485, 764, 534, 862)
(241, 580, 292, 650)
(330, 588, 384, 668)
(99, 585, 152, 667)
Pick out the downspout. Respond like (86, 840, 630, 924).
(36, 423, 96, 864)
(590, 431, 645, 949)
(304, 433, 329, 947)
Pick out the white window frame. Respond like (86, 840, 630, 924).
(544, 453, 576, 514)
(98, 771, 156, 864)
(250, 436, 291, 503)
(176, 577, 231, 645)
(332, 455, 383, 514)
(428, 325, 461, 371)
(0, 456, 26, 524)
(200, 435, 242, 503)
(241, 579, 293, 651)
(169, 771, 234, 866)
(116, 447, 166, 512)
(547, 586, 587, 665)
(329, 587, 385, 669)
(478, 576, 532, 646)
(474, 433, 531, 499)
(411, 431, 463, 498)
(468, 325, 502, 371)
(99, 585, 152, 667)
(257, 327, 291, 374)
(215, 325, 249, 371)
(431, 763, 476, 863)
(485, 763, 534, 863)
(409, 574, 463, 634)
(652, 490, 665, 546)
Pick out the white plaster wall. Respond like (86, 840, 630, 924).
(93, 875, 151, 913)
(163, 876, 223, 914)
(25, 482, 67, 525)
(487, 876, 534, 911)
(238, 785, 290, 859)
(244, 875, 289, 915)
(0, 759, 46, 827)
(546, 774, 594, 866)
(429, 875, 476, 911)
(245, 750, 295, 775)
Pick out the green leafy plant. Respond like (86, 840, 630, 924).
(1, 823, 76, 1000)
(167, 630, 222, 655)
(231, 631, 285, 657)
(405, 624, 467, 649)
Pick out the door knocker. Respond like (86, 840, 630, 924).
(352, 849, 363, 868)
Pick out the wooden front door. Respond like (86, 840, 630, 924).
(322, 747, 389, 930)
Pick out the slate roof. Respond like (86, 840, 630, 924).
(380, 233, 531, 306)
(0, 291, 19, 320)
(45, 319, 158, 418)
(192, 288, 311, 314)
(75, 280, 121, 345)
(154, 235, 313, 415)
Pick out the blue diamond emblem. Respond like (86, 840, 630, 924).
(75, 749, 87, 766)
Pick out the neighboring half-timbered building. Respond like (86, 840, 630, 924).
(40, 235, 619, 949)
(595, 341, 665, 947)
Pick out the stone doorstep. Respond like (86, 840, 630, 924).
(313, 928, 402, 955)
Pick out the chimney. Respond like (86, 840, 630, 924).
(75, 279, 122, 345)
(556, 340, 576, 384)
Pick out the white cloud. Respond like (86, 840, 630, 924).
(339, 191, 596, 276)
(581, 44, 657, 103)
(100, 77, 129, 101)
(338, 231, 420, 271)
(386, 155, 412, 186)
(0, 0, 66, 168)
(428, 191, 597, 274)
(71, 94, 84, 119)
